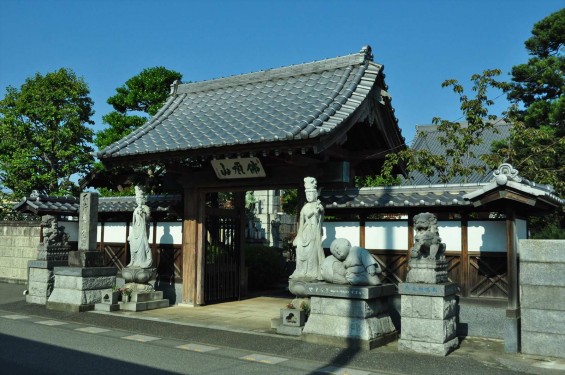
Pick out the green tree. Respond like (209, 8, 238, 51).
(379, 69, 508, 184)
(490, 9, 565, 238)
(502, 8, 564, 195)
(95, 66, 182, 151)
(94, 67, 182, 194)
(0, 68, 94, 198)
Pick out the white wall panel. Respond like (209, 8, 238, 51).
(155, 222, 183, 245)
(322, 222, 359, 248)
(438, 221, 461, 251)
(365, 221, 408, 250)
(60, 221, 79, 242)
(102, 222, 128, 243)
(468, 220, 506, 252)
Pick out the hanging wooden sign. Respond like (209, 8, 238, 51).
(211, 157, 266, 179)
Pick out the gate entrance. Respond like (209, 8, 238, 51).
(204, 208, 241, 304)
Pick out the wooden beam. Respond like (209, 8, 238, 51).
(359, 214, 366, 248)
(182, 188, 201, 305)
(461, 213, 469, 297)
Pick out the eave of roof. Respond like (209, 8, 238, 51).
(320, 183, 487, 210)
(97, 46, 397, 164)
(13, 195, 181, 216)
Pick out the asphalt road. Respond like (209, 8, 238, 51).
(0, 282, 559, 375)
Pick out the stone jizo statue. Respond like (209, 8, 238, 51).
(289, 177, 325, 281)
(321, 238, 382, 286)
(410, 212, 445, 260)
(127, 186, 152, 269)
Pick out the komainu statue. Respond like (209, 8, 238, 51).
(410, 212, 445, 260)
(406, 212, 448, 284)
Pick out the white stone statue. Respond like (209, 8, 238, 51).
(290, 177, 325, 281)
(127, 186, 152, 269)
(321, 238, 382, 286)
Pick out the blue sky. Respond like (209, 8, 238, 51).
(0, 0, 562, 147)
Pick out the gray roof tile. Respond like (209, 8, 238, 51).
(405, 122, 511, 185)
(320, 184, 484, 210)
(98, 47, 387, 160)
(13, 195, 181, 216)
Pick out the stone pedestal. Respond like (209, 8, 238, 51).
(398, 282, 459, 356)
(406, 259, 448, 284)
(301, 282, 397, 350)
(26, 260, 66, 304)
(118, 290, 169, 312)
(47, 267, 117, 312)
(68, 250, 104, 267)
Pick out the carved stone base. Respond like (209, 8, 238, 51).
(406, 259, 448, 284)
(26, 261, 56, 305)
(399, 282, 459, 356)
(118, 290, 169, 312)
(122, 267, 156, 284)
(47, 267, 117, 312)
(301, 283, 397, 350)
(37, 244, 71, 263)
(68, 251, 103, 267)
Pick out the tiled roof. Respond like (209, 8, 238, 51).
(13, 195, 181, 215)
(320, 184, 485, 210)
(98, 46, 394, 161)
(405, 122, 511, 185)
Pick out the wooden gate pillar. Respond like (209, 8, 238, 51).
(234, 192, 247, 298)
(182, 188, 205, 305)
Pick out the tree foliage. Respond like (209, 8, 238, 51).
(0, 68, 94, 198)
(378, 69, 508, 184)
(93, 67, 182, 195)
(491, 9, 564, 238)
(95, 66, 182, 151)
(501, 8, 564, 196)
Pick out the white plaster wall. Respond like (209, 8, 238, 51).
(102, 222, 128, 243)
(438, 221, 462, 251)
(155, 222, 183, 245)
(322, 222, 359, 248)
(517, 218, 527, 240)
(60, 221, 79, 242)
(468, 220, 507, 252)
(365, 221, 408, 250)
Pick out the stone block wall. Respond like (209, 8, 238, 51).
(520, 239, 565, 359)
(0, 221, 41, 283)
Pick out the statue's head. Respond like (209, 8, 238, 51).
(414, 212, 437, 232)
(330, 238, 351, 261)
(304, 177, 318, 202)
(135, 186, 146, 206)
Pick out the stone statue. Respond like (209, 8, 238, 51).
(127, 186, 152, 269)
(41, 215, 69, 247)
(406, 212, 448, 283)
(321, 238, 382, 286)
(37, 215, 70, 262)
(410, 212, 445, 260)
(289, 177, 325, 281)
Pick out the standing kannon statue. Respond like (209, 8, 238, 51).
(290, 177, 325, 281)
(127, 186, 153, 269)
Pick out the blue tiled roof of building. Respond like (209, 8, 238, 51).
(97, 46, 392, 161)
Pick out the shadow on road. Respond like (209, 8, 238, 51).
(0, 333, 180, 375)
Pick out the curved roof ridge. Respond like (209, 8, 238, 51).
(177, 48, 372, 95)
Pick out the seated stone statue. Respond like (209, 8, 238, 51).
(410, 212, 445, 260)
(321, 238, 382, 286)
